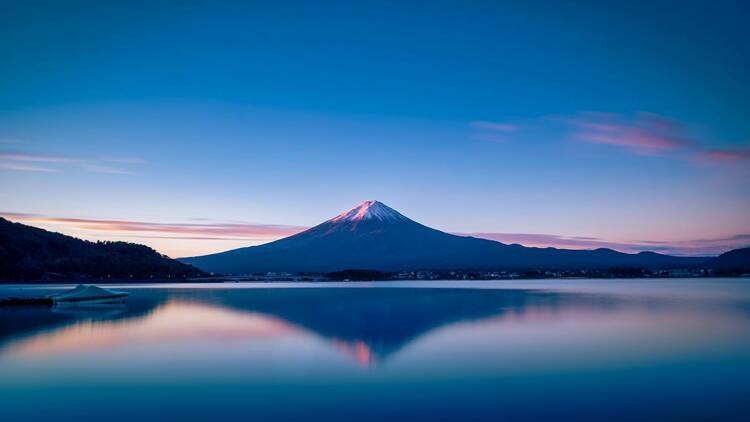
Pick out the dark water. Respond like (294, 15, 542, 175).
(1, 279, 749, 421)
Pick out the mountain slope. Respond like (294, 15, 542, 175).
(181, 200, 707, 274)
(0, 217, 205, 281)
(705, 247, 750, 273)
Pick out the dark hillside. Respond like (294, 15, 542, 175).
(0, 217, 204, 281)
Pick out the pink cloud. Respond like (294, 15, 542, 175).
(2, 212, 745, 257)
(0, 162, 58, 172)
(461, 232, 748, 257)
(464, 232, 642, 251)
(0, 152, 75, 163)
(0, 150, 147, 174)
(0, 212, 39, 218)
(569, 112, 689, 155)
(112, 235, 268, 241)
(0, 213, 307, 241)
(694, 148, 750, 163)
(541, 111, 750, 165)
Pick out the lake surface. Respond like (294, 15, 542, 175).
(1, 279, 749, 421)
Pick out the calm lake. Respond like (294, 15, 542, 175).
(1, 279, 749, 421)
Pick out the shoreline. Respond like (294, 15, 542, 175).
(1, 274, 749, 285)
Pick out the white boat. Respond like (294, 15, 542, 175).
(50, 284, 129, 305)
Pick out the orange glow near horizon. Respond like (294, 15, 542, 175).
(4, 302, 294, 358)
(3, 301, 385, 368)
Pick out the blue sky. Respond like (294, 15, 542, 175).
(1, 1, 749, 257)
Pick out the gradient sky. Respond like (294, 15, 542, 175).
(1, 0, 749, 257)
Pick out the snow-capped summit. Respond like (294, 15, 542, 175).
(181, 200, 703, 274)
(329, 200, 409, 223)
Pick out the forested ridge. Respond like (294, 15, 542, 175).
(0, 217, 204, 281)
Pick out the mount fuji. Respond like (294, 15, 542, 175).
(180, 200, 706, 274)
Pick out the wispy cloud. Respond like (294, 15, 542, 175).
(464, 232, 630, 250)
(83, 165, 131, 174)
(0, 212, 39, 218)
(99, 156, 148, 164)
(113, 234, 269, 241)
(0, 162, 58, 172)
(694, 148, 750, 163)
(0, 152, 75, 163)
(469, 121, 518, 132)
(473, 112, 750, 165)
(563, 112, 750, 163)
(1, 213, 307, 241)
(3, 211, 745, 256)
(461, 232, 748, 256)
(0, 150, 146, 174)
(568, 112, 688, 155)
(469, 120, 519, 143)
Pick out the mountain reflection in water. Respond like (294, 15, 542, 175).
(1, 281, 750, 421)
(2, 287, 561, 365)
